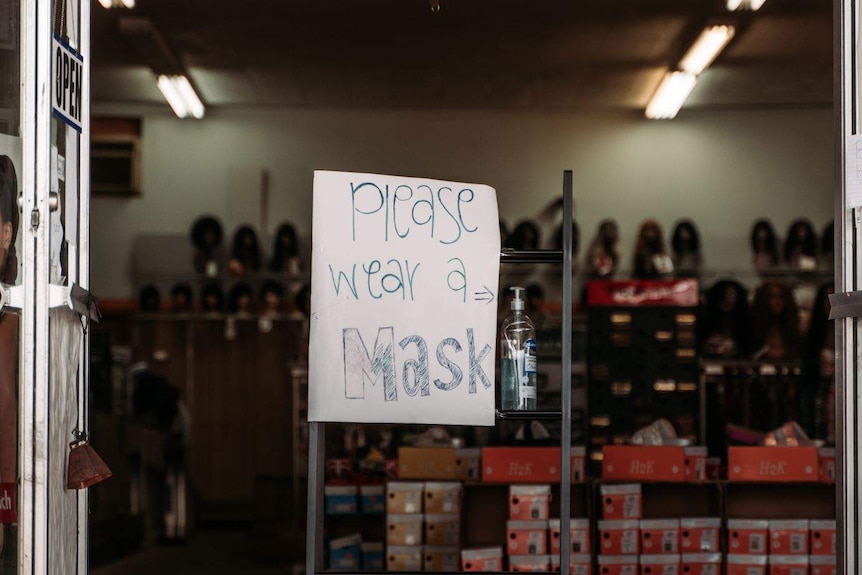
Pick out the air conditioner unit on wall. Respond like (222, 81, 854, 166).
(91, 117, 141, 196)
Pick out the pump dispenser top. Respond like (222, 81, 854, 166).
(510, 286, 525, 311)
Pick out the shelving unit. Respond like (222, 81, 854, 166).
(305, 170, 577, 574)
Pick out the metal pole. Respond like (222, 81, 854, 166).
(560, 170, 573, 574)
(306, 421, 326, 575)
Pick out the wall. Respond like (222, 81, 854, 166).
(91, 107, 834, 298)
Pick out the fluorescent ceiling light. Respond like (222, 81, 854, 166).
(157, 75, 206, 119)
(726, 0, 765, 10)
(98, 0, 135, 7)
(97, 0, 112, 7)
(645, 71, 697, 120)
(679, 25, 736, 75)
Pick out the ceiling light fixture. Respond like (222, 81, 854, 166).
(98, 0, 136, 7)
(726, 0, 765, 11)
(645, 71, 697, 120)
(156, 75, 205, 119)
(679, 25, 736, 75)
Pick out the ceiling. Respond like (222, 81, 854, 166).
(91, 0, 833, 113)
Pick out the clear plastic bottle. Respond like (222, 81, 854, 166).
(500, 286, 538, 410)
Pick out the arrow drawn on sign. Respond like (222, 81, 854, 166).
(474, 286, 495, 304)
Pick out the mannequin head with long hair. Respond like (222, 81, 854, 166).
(0, 156, 19, 285)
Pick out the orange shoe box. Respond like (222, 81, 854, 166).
(549, 518, 591, 554)
(461, 547, 503, 572)
(726, 554, 767, 575)
(387, 514, 424, 546)
(507, 520, 548, 555)
(685, 448, 707, 482)
(387, 482, 425, 514)
(425, 482, 463, 515)
(818, 448, 835, 483)
(551, 553, 592, 575)
(599, 520, 639, 555)
(727, 520, 768, 555)
(769, 555, 809, 575)
(640, 519, 680, 555)
(425, 514, 460, 546)
(597, 555, 639, 575)
(810, 521, 836, 556)
(398, 448, 458, 479)
(769, 520, 809, 555)
(602, 447, 685, 482)
(509, 555, 551, 572)
(727, 447, 819, 482)
(482, 447, 586, 483)
(600, 484, 642, 520)
(509, 485, 551, 520)
(387, 545, 424, 571)
(639, 554, 680, 575)
(423, 546, 460, 572)
(810, 555, 836, 575)
(680, 518, 721, 553)
(680, 553, 721, 575)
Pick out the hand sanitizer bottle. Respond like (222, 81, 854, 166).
(500, 286, 538, 410)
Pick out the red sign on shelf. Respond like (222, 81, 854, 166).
(0, 483, 16, 524)
(587, 279, 699, 307)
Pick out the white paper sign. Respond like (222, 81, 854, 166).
(309, 171, 501, 426)
(846, 135, 862, 207)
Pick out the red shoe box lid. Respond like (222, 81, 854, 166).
(728, 447, 819, 482)
(603, 447, 686, 482)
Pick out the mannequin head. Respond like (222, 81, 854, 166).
(138, 285, 161, 313)
(228, 282, 254, 313)
(170, 283, 193, 312)
(0, 156, 19, 285)
(191, 216, 223, 253)
(702, 280, 750, 357)
(751, 280, 800, 358)
(671, 220, 700, 256)
(269, 223, 299, 271)
(260, 281, 285, 312)
(636, 220, 665, 255)
(598, 220, 619, 249)
(200, 283, 225, 312)
(783, 218, 817, 263)
(230, 225, 261, 273)
(750, 219, 779, 261)
(511, 221, 541, 251)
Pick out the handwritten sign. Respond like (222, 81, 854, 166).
(308, 171, 500, 425)
(52, 35, 83, 133)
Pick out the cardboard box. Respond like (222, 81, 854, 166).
(726, 554, 767, 575)
(426, 514, 460, 546)
(507, 520, 549, 555)
(399, 448, 458, 479)
(819, 448, 835, 483)
(329, 534, 361, 570)
(684, 447, 707, 482)
(361, 542, 384, 571)
(510, 485, 551, 520)
(551, 553, 592, 575)
(387, 514, 424, 546)
(810, 555, 836, 575)
(387, 482, 425, 514)
(810, 520, 836, 556)
(388, 545, 424, 571)
(549, 518, 591, 554)
(598, 519, 640, 555)
(727, 447, 819, 482)
(425, 482, 463, 515)
(680, 518, 721, 553)
(324, 485, 358, 515)
(424, 545, 460, 572)
(728, 519, 768, 555)
(680, 553, 721, 575)
(457, 448, 482, 481)
(640, 519, 680, 555)
(600, 484, 642, 520)
(603, 447, 685, 482)
(509, 555, 551, 572)
(359, 485, 385, 514)
(461, 547, 503, 572)
(769, 520, 809, 555)
(769, 555, 809, 575)
(482, 447, 586, 483)
(639, 554, 680, 575)
(597, 555, 639, 575)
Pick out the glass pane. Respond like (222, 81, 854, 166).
(0, 0, 19, 571)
